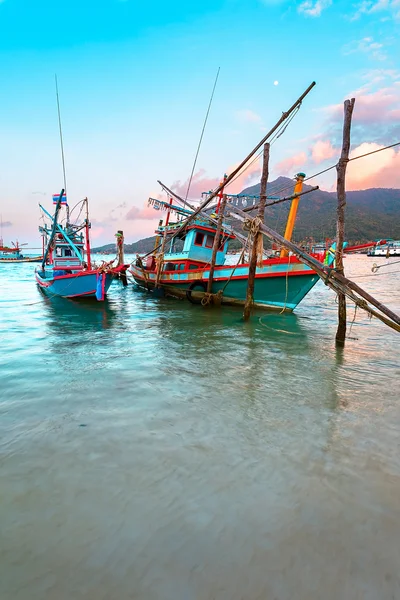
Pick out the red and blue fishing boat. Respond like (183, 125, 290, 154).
(130, 174, 338, 312)
(0, 240, 42, 263)
(35, 190, 126, 300)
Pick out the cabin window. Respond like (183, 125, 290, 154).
(189, 264, 199, 270)
(65, 248, 72, 257)
(164, 262, 175, 271)
(205, 234, 215, 248)
(194, 232, 205, 246)
(178, 263, 185, 271)
(56, 247, 62, 257)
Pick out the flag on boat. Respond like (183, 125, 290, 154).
(52, 193, 67, 205)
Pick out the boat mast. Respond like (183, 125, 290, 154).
(55, 74, 69, 224)
(41, 189, 65, 269)
(84, 197, 92, 269)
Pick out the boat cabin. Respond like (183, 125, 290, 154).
(39, 227, 86, 274)
(147, 218, 234, 272)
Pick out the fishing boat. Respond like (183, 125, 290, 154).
(367, 239, 400, 258)
(35, 190, 127, 300)
(130, 175, 339, 312)
(0, 240, 42, 263)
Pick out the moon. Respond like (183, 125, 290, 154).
(274, 80, 279, 86)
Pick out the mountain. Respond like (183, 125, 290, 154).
(92, 178, 400, 253)
(239, 177, 400, 242)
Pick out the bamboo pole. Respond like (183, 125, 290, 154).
(336, 98, 355, 346)
(280, 173, 305, 258)
(207, 195, 227, 294)
(227, 205, 400, 332)
(242, 186, 319, 213)
(243, 143, 270, 320)
(141, 83, 316, 260)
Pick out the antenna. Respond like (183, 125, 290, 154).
(55, 74, 69, 223)
(184, 67, 220, 202)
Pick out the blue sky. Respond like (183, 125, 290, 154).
(0, 0, 399, 245)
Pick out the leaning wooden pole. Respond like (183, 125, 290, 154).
(228, 205, 400, 333)
(141, 82, 316, 261)
(207, 195, 227, 294)
(336, 98, 355, 345)
(243, 143, 270, 320)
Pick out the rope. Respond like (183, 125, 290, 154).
(258, 315, 299, 335)
(185, 67, 220, 202)
(372, 259, 400, 272)
(279, 254, 291, 314)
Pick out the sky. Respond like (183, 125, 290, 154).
(0, 0, 399, 246)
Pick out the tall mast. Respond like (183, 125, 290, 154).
(41, 189, 65, 269)
(84, 197, 92, 269)
(55, 74, 69, 223)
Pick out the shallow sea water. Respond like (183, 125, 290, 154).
(1, 254, 400, 600)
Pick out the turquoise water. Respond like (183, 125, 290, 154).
(1, 254, 400, 600)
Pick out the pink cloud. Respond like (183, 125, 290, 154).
(90, 226, 105, 240)
(324, 85, 400, 127)
(347, 142, 400, 189)
(126, 204, 160, 220)
(171, 169, 220, 200)
(224, 159, 262, 194)
(274, 152, 307, 176)
(311, 140, 337, 163)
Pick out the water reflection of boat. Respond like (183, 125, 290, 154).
(40, 292, 118, 333)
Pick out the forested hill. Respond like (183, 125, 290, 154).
(93, 178, 400, 253)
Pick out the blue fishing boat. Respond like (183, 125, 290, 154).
(35, 190, 127, 300)
(130, 175, 337, 312)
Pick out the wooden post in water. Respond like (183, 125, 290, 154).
(116, 230, 124, 266)
(336, 98, 355, 345)
(116, 230, 128, 286)
(207, 194, 227, 295)
(243, 143, 270, 321)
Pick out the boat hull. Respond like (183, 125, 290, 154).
(130, 260, 320, 312)
(0, 256, 43, 264)
(35, 270, 114, 299)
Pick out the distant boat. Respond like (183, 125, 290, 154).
(35, 190, 127, 300)
(367, 239, 400, 257)
(0, 239, 42, 263)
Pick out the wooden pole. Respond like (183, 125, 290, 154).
(155, 199, 173, 288)
(116, 230, 124, 266)
(143, 83, 316, 260)
(159, 180, 270, 259)
(116, 230, 128, 286)
(228, 205, 400, 332)
(207, 195, 227, 294)
(336, 98, 355, 346)
(243, 143, 270, 320)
